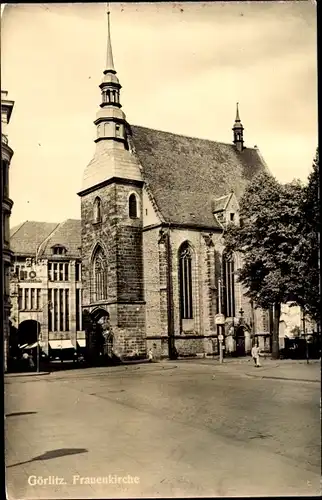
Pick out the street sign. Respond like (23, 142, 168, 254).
(215, 314, 225, 325)
(218, 334, 224, 342)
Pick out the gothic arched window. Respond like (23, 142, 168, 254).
(129, 193, 138, 219)
(179, 242, 193, 319)
(92, 246, 107, 302)
(93, 197, 102, 223)
(222, 251, 235, 318)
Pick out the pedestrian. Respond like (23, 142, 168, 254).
(28, 353, 35, 370)
(22, 351, 29, 370)
(251, 344, 261, 367)
(148, 348, 153, 362)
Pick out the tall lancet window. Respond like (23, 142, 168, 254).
(179, 242, 193, 319)
(92, 246, 107, 302)
(93, 197, 102, 223)
(129, 193, 138, 219)
(222, 251, 235, 318)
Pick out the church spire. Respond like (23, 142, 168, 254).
(232, 102, 244, 152)
(93, 6, 128, 148)
(105, 9, 115, 74)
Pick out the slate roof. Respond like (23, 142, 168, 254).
(10, 220, 81, 258)
(130, 125, 268, 228)
(10, 221, 59, 256)
(39, 219, 81, 258)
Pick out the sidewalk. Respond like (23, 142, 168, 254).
(172, 357, 321, 383)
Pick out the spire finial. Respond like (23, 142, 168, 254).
(235, 102, 240, 122)
(105, 3, 115, 73)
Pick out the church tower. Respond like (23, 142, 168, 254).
(232, 102, 244, 152)
(78, 9, 146, 362)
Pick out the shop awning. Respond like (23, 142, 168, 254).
(24, 341, 45, 349)
(77, 339, 86, 347)
(49, 340, 75, 350)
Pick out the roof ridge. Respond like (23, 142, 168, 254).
(131, 124, 257, 151)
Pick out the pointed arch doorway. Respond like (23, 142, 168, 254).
(86, 308, 115, 363)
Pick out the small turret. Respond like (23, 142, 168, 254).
(232, 102, 244, 152)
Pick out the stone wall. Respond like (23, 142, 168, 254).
(80, 180, 146, 359)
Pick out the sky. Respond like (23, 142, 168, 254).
(1, 2, 317, 227)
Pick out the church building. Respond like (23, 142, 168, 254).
(78, 13, 270, 362)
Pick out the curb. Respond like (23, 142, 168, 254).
(246, 374, 320, 383)
(5, 371, 51, 378)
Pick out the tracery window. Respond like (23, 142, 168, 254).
(92, 246, 107, 301)
(179, 242, 193, 320)
(222, 251, 235, 318)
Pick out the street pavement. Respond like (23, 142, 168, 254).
(5, 360, 321, 498)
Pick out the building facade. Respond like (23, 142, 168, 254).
(1, 90, 15, 371)
(9, 220, 85, 358)
(77, 14, 270, 362)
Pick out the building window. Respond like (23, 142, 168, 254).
(24, 289, 29, 310)
(129, 193, 138, 219)
(2, 160, 9, 198)
(76, 288, 81, 331)
(115, 123, 120, 137)
(52, 245, 67, 255)
(92, 246, 107, 302)
(37, 289, 41, 310)
(48, 288, 70, 332)
(75, 262, 81, 282)
(48, 290, 52, 331)
(222, 252, 235, 318)
(48, 262, 69, 281)
(65, 289, 69, 331)
(65, 263, 69, 281)
(230, 213, 235, 222)
(17, 265, 28, 280)
(18, 288, 22, 310)
(59, 289, 64, 331)
(30, 289, 36, 310)
(53, 289, 58, 331)
(93, 197, 102, 223)
(179, 242, 193, 320)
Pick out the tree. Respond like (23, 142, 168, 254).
(224, 171, 306, 359)
(292, 149, 320, 326)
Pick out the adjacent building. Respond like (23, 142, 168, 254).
(1, 90, 15, 371)
(9, 219, 85, 356)
(77, 13, 270, 362)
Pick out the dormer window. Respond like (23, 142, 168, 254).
(93, 197, 102, 223)
(230, 213, 235, 222)
(52, 245, 67, 255)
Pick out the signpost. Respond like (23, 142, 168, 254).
(216, 280, 225, 364)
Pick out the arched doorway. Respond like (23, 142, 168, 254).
(17, 320, 41, 347)
(93, 309, 114, 358)
(235, 325, 246, 356)
(83, 308, 115, 365)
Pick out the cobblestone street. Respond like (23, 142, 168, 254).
(5, 360, 321, 498)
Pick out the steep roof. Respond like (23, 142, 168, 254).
(10, 220, 81, 258)
(130, 125, 268, 228)
(10, 221, 58, 256)
(39, 219, 81, 258)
